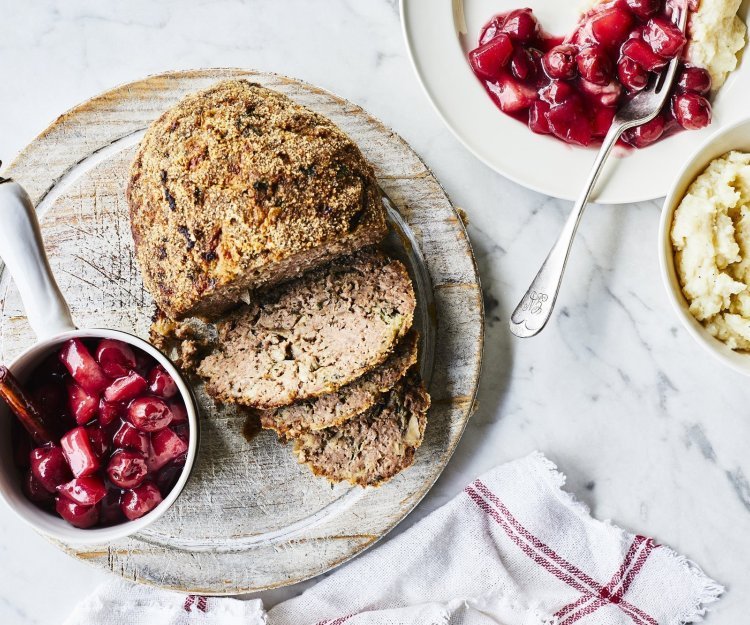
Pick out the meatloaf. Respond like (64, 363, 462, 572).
(260, 330, 419, 437)
(196, 250, 416, 409)
(128, 79, 387, 320)
(293, 372, 430, 486)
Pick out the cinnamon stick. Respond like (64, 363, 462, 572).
(0, 366, 55, 446)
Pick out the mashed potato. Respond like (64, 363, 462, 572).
(687, 0, 746, 90)
(672, 151, 750, 349)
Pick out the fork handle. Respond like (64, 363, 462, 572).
(509, 122, 625, 338)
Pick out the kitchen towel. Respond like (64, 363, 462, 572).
(63, 452, 722, 625)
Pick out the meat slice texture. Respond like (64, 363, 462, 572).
(293, 372, 430, 487)
(260, 330, 419, 437)
(195, 250, 416, 409)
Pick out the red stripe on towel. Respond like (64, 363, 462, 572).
(467, 480, 658, 625)
(315, 614, 354, 625)
(183, 595, 195, 612)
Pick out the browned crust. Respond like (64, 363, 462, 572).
(128, 79, 387, 320)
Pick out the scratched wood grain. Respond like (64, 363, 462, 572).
(0, 70, 484, 594)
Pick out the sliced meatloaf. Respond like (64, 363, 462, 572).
(260, 330, 419, 437)
(293, 372, 430, 486)
(128, 79, 387, 320)
(196, 250, 416, 409)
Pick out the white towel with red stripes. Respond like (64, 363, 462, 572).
(64, 452, 722, 625)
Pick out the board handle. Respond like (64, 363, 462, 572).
(0, 180, 76, 339)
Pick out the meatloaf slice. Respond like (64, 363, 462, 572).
(128, 79, 387, 320)
(293, 372, 430, 486)
(260, 330, 419, 437)
(196, 250, 416, 409)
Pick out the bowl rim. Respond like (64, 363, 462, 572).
(659, 116, 750, 377)
(0, 327, 199, 545)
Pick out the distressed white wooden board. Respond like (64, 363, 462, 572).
(0, 70, 484, 593)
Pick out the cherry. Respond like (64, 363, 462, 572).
(134, 352, 156, 378)
(511, 48, 536, 81)
(673, 93, 712, 130)
(18, 337, 187, 529)
(618, 57, 649, 92)
(107, 450, 148, 489)
(113, 421, 150, 455)
(156, 462, 184, 496)
(625, 0, 661, 19)
(85, 424, 110, 459)
(469, 34, 514, 80)
(590, 7, 633, 49)
(103, 372, 148, 403)
(577, 46, 613, 86)
(99, 489, 124, 526)
(30, 445, 72, 493)
(592, 106, 617, 138)
(59, 339, 110, 395)
(488, 75, 537, 113)
(479, 15, 505, 45)
(147, 428, 188, 473)
(579, 79, 622, 108)
(622, 115, 666, 147)
(57, 475, 107, 506)
(121, 482, 163, 521)
(23, 470, 53, 503)
(678, 66, 712, 95)
(95, 339, 137, 378)
(643, 17, 686, 59)
(55, 496, 99, 528)
(621, 37, 667, 71)
(527, 48, 547, 86)
(539, 80, 576, 105)
(148, 365, 178, 399)
(166, 398, 188, 424)
(548, 97, 593, 146)
(66, 380, 99, 425)
(172, 423, 190, 444)
(60, 426, 100, 477)
(128, 397, 174, 432)
(543, 44, 579, 80)
(467, 4, 715, 151)
(528, 100, 551, 134)
(501, 8, 539, 43)
(98, 400, 122, 426)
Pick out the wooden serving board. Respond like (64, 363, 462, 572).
(0, 69, 483, 594)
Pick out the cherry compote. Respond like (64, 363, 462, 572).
(468, 1, 712, 148)
(14, 338, 189, 528)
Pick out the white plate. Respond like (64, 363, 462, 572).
(401, 0, 750, 204)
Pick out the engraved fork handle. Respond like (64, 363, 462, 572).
(509, 122, 625, 338)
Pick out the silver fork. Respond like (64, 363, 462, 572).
(509, 4, 688, 338)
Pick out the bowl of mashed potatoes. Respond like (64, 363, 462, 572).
(660, 117, 750, 374)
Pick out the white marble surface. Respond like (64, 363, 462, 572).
(0, 0, 748, 623)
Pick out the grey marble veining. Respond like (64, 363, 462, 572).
(0, 0, 748, 622)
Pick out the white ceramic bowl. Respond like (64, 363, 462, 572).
(659, 117, 750, 376)
(0, 329, 199, 545)
(0, 180, 199, 544)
